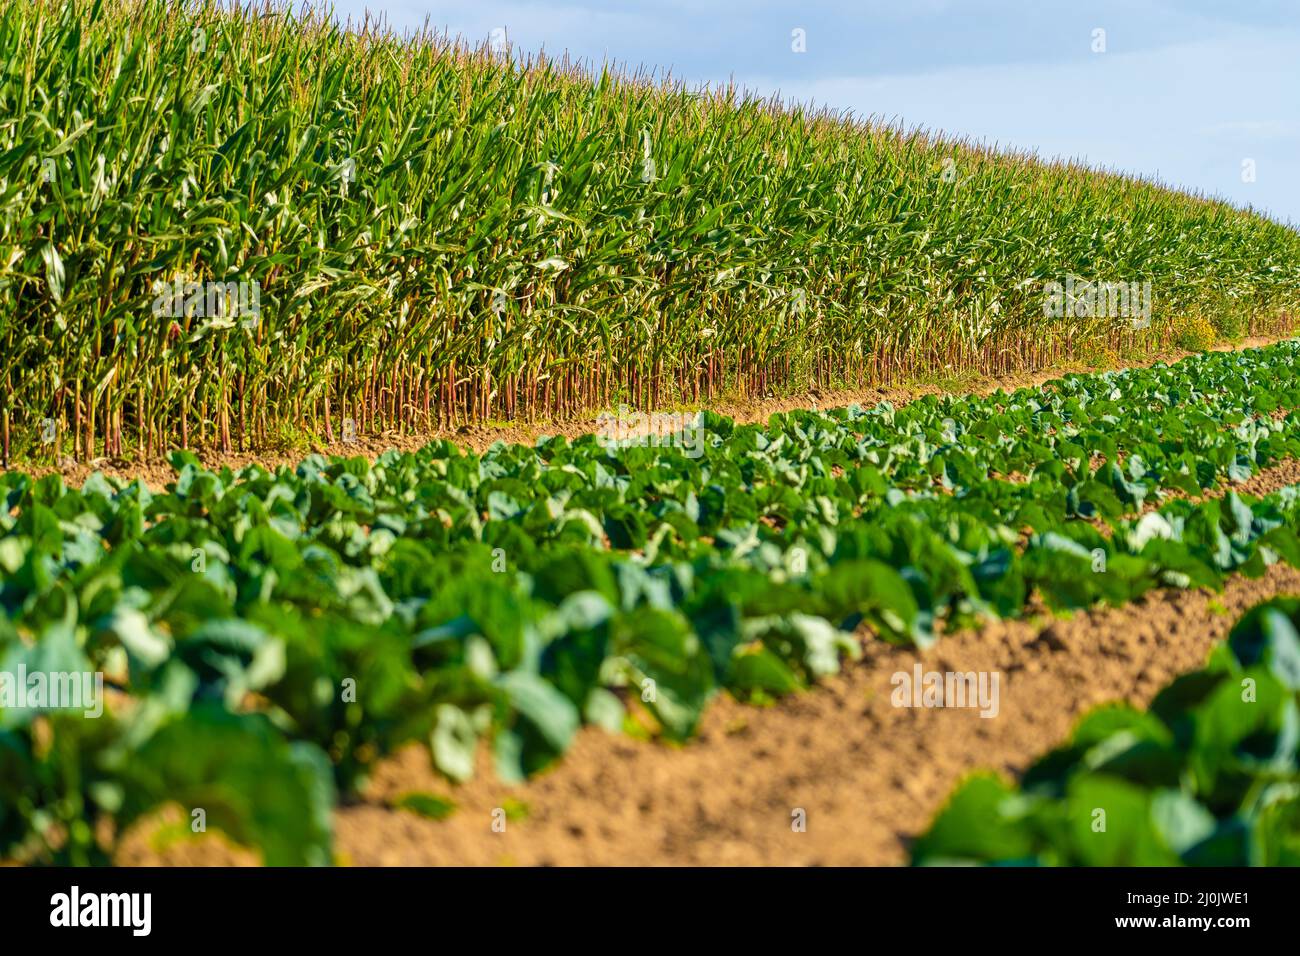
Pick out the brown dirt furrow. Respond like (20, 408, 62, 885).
(16, 337, 1290, 488)
(1232, 456, 1300, 499)
(1078, 455, 1300, 535)
(310, 565, 1300, 867)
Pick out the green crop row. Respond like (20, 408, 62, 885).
(2, 0, 1299, 463)
(913, 597, 1300, 866)
(2, 341, 1300, 863)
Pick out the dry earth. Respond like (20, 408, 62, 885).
(326, 566, 1300, 867)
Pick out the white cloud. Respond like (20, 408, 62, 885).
(736, 28, 1300, 222)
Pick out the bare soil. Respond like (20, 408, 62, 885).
(1233, 457, 1300, 498)
(116, 563, 1300, 866)
(1078, 456, 1300, 537)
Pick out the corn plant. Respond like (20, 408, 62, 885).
(1, 0, 1298, 464)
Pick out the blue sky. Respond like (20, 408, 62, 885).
(332, 1, 1300, 225)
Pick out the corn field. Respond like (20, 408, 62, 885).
(2, 0, 1300, 463)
